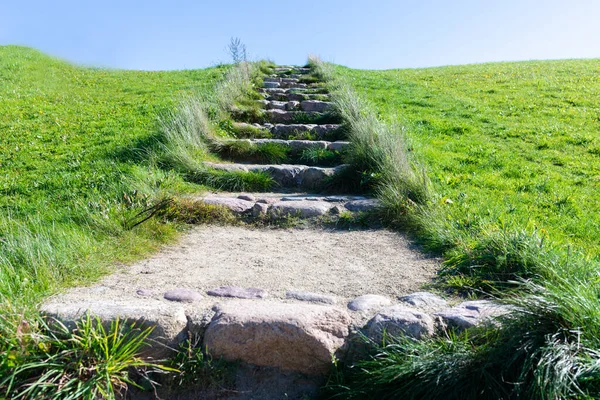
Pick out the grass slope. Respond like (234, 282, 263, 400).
(0, 46, 224, 307)
(335, 60, 600, 256)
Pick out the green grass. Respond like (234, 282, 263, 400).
(0, 45, 224, 308)
(333, 59, 600, 257)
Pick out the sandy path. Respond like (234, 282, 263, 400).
(63, 226, 439, 303)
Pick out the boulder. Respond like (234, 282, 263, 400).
(366, 305, 435, 341)
(348, 294, 392, 312)
(267, 100, 287, 110)
(203, 301, 351, 375)
(435, 300, 512, 330)
(270, 200, 332, 218)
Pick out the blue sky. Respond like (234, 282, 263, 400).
(2, 0, 599, 70)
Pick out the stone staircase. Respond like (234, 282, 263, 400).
(201, 65, 378, 219)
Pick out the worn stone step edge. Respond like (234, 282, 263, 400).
(257, 99, 332, 113)
(198, 194, 380, 218)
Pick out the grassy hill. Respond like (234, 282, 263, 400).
(0, 46, 225, 307)
(335, 60, 600, 257)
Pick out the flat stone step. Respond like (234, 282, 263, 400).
(223, 138, 350, 152)
(263, 91, 330, 102)
(231, 122, 343, 140)
(203, 162, 349, 189)
(198, 193, 379, 218)
(257, 99, 300, 111)
(301, 100, 332, 113)
(265, 109, 324, 123)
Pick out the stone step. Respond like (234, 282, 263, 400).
(262, 81, 308, 90)
(233, 122, 344, 140)
(222, 138, 351, 152)
(204, 162, 349, 190)
(264, 109, 323, 124)
(257, 99, 333, 113)
(198, 193, 379, 218)
(263, 91, 330, 102)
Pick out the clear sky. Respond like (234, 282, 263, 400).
(2, 0, 599, 71)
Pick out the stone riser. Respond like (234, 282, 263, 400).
(223, 138, 350, 152)
(258, 99, 332, 113)
(204, 162, 349, 190)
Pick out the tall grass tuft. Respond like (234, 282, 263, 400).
(1, 313, 172, 399)
(310, 57, 430, 216)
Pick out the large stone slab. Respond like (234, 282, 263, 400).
(203, 301, 351, 375)
(435, 300, 512, 329)
(344, 199, 381, 212)
(366, 305, 435, 341)
(270, 200, 333, 218)
(202, 196, 255, 213)
(301, 100, 332, 113)
(41, 300, 188, 357)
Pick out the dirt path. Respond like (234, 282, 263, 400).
(57, 226, 439, 305)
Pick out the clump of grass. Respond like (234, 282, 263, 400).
(159, 198, 238, 225)
(1, 313, 169, 399)
(311, 57, 430, 208)
(187, 168, 273, 192)
(159, 94, 216, 173)
(299, 147, 341, 166)
(216, 141, 290, 164)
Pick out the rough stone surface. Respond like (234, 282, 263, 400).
(436, 300, 512, 329)
(136, 289, 154, 297)
(302, 167, 336, 189)
(285, 101, 300, 111)
(207, 286, 268, 299)
(366, 305, 435, 341)
(252, 202, 269, 217)
(202, 196, 255, 213)
(204, 162, 248, 172)
(266, 100, 287, 110)
(203, 301, 351, 375)
(41, 300, 187, 357)
(286, 290, 336, 304)
(263, 165, 305, 186)
(270, 200, 332, 218)
(301, 100, 332, 113)
(237, 194, 256, 202)
(330, 205, 346, 215)
(164, 288, 203, 303)
(271, 124, 316, 137)
(328, 141, 351, 151)
(400, 292, 448, 310)
(345, 199, 381, 212)
(263, 82, 281, 89)
(265, 109, 295, 123)
(288, 140, 328, 151)
(348, 294, 392, 312)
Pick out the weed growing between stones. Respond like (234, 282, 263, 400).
(164, 332, 236, 390)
